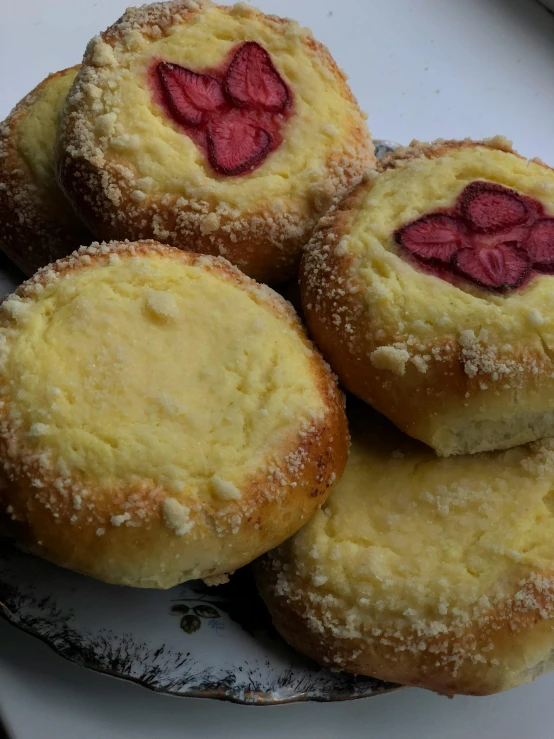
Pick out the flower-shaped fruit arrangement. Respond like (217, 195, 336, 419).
(395, 181, 554, 292)
(153, 42, 292, 176)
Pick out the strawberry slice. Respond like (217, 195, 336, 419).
(459, 181, 528, 233)
(224, 42, 289, 112)
(207, 110, 272, 176)
(525, 218, 554, 271)
(454, 242, 530, 290)
(157, 62, 225, 127)
(395, 213, 464, 263)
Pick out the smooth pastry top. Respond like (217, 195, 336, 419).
(61, 1, 369, 212)
(269, 411, 554, 665)
(2, 66, 79, 218)
(0, 242, 327, 496)
(14, 68, 79, 198)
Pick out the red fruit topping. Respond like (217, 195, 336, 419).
(524, 218, 554, 271)
(459, 181, 528, 233)
(454, 242, 530, 290)
(207, 110, 272, 176)
(224, 42, 289, 112)
(152, 42, 292, 177)
(392, 177, 554, 292)
(157, 62, 225, 127)
(395, 213, 464, 263)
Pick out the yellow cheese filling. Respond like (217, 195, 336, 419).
(89, 5, 363, 210)
(0, 256, 324, 493)
(290, 416, 554, 619)
(15, 68, 78, 202)
(346, 145, 554, 349)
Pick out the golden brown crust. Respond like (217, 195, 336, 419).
(255, 406, 554, 695)
(375, 134, 525, 173)
(55, 1, 373, 285)
(300, 137, 554, 456)
(0, 68, 92, 276)
(0, 240, 349, 588)
(256, 553, 554, 695)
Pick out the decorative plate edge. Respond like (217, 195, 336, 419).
(0, 600, 399, 705)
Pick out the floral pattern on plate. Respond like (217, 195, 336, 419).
(0, 543, 398, 703)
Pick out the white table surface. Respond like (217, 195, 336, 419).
(2, 0, 554, 737)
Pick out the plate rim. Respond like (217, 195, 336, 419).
(0, 556, 398, 706)
(0, 598, 400, 705)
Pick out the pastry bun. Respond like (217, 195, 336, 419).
(55, 1, 373, 284)
(0, 67, 91, 275)
(257, 406, 554, 695)
(301, 137, 554, 455)
(0, 240, 348, 588)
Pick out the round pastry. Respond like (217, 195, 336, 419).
(0, 240, 348, 588)
(301, 137, 554, 456)
(0, 67, 91, 276)
(55, 0, 373, 285)
(257, 406, 554, 696)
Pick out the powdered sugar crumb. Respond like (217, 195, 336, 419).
(370, 345, 410, 376)
(162, 497, 194, 536)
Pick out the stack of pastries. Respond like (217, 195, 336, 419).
(2, 0, 554, 698)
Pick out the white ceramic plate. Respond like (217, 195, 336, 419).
(0, 542, 398, 704)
